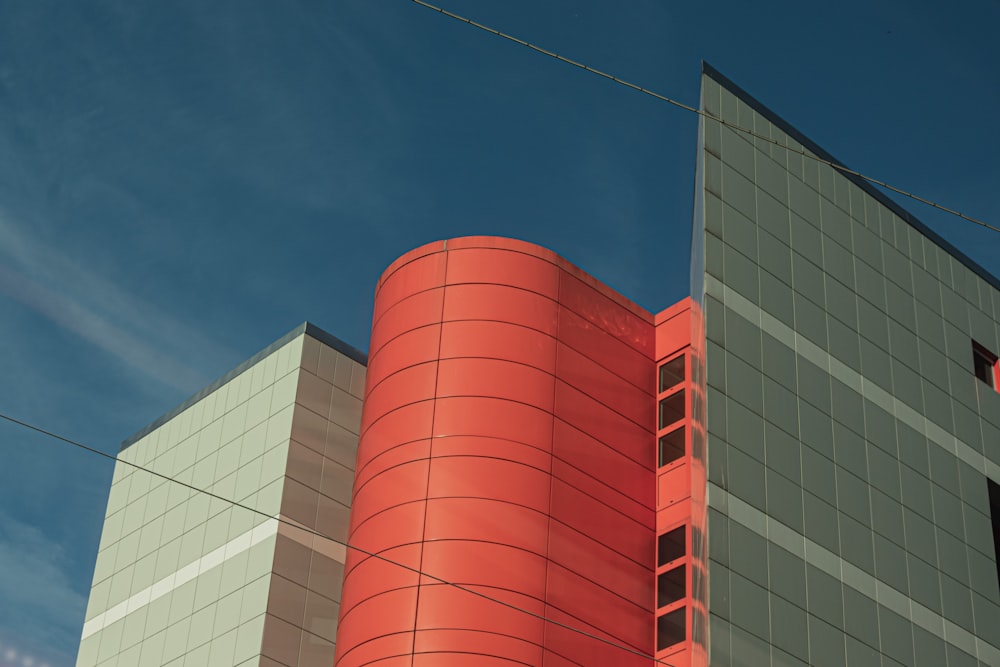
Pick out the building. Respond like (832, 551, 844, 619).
(75, 325, 367, 666)
(77, 64, 1000, 666)
(695, 65, 1000, 667)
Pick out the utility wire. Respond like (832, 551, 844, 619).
(410, 0, 998, 234)
(0, 412, 681, 667)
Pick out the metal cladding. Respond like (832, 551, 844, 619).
(334, 237, 697, 667)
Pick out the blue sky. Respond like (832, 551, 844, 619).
(0, 1, 997, 663)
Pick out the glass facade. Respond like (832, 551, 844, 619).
(76, 326, 364, 667)
(696, 65, 1000, 667)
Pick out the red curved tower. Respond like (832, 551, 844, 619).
(334, 237, 682, 667)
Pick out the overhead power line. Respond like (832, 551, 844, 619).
(409, 0, 998, 234)
(0, 412, 680, 667)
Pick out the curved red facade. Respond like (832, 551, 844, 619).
(334, 237, 667, 667)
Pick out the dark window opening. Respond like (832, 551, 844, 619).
(989, 479, 1000, 596)
(973, 341, 997, 388)
(659, 391, 685, 429)
(657, 565, 686, 608)
(656, 607, 686, 651)
(659, 427, 685, 467)
(658, 526, 685, 566)
(659, 356, 685, 393)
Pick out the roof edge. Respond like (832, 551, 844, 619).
(119, 322, 366, 452)
(701, 61, 999, 292)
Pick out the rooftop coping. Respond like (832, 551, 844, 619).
(118, 322, 366, 452)
(702, 61, 999, 293)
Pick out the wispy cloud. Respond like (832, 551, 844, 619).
(0, 511, 82, 666)
(0, 212, 235, 393)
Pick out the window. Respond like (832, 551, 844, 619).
(657, 565, 686, 608)
(656, 607, 686, 651)
(658, 526, 685, 566)
(659, 356, 685, 392)
(659, 391, 685, 429)
(973, 341, 998, 389)
(658, 427, 685, 467)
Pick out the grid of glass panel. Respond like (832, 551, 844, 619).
(699, 70, 1000, 667)
(76, 331, 365, 667)
(77, 337, 303, 667)
(261, 334, 363, 666)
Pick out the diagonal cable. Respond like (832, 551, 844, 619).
(410, 0, 998, 233)
(0, 412, 680, 666)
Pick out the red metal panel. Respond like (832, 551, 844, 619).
(551, 420, 653, 508)
(369, 287, 445, 359)
(546, 519, 653, 609)
(335, 238, 666, 667)
(655, 300, 692, 361)
(555, 342, 651, 427)
(548, 478, 650, 566)
(656, 503, 693, 534)
(350, 458, 429, 527)
(444, 247, 560, 299)
(376, 241, 445, 288)
(657, 465, 692, 508)
(550, 457, 651, 528)
(414, 629, 543, 666)
(432, 396, 553, 451)
(558, 270, 654, 358)
(413, 654, 533, 667)
(423, 497, 549, 558)
(553, 381, 652, 469)
(352, 439, 430, 500)
(435, 357, 556, 413)
(540, 607, 650, 667)
(430, 435, 552, 475)
(420, 540, 548, 600)
(415, 584, 547, 638)
(439, 319, 558, 374)
(426, 455, 551, 513)
(373, 251, 447, 323)
(354, 401, 434, 473)
(441, 283, 559, 336)
(335, 586, 417, 667)
(558, 306, 654, 392)
(339, 544, 422, 614)
(359, 361, 437, 435)
(345, 500, 426, 556)
(364, 324, 441, 395)
(544, 561, 651, 652)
